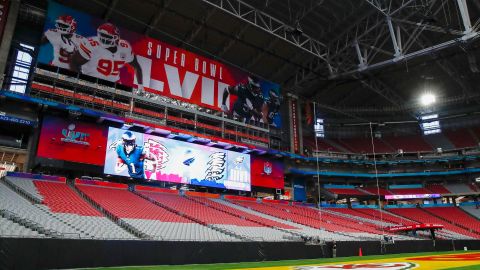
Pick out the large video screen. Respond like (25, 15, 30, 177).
(37, 115, 107, 165)
(251, 156, 284, 189)
(104, 127, 251, 191)
(38, 1, 282, 128)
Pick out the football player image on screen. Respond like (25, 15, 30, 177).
(221, 76, 268, 124)
(41, 15, 84, 69)
(70, 23, 144, 89)
(114, 131, 147, 179)
(265, 88, 281, 127)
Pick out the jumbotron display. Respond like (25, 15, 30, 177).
(104, 127, 251, 191)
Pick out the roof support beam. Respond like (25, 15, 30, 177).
(457, 0, 472, 34)
(201, 0, 328, 61)
(386, 16, 402, 57)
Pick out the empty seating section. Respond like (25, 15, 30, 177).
(189, 196, 296, 229)
(5, 178, 135, 239)
(139, 192, 296, 241)
(389, 188, 431, 195)
(34, 181, 100, 216)
(215, 199, 360, 241)
(360, 187, 392, 195)
(77, 185, 236, 241)
(383, 136, 432, 152)
(0, 182, 92, 238)
(460, 205, 480, 220)
(444, 129, 477, 149)
(140, 192, 257, 226)
(0, 216, 44, 237)
(303, 137, 342, 152)
(426, 184, 451, 194)
(4, 175, 480, 242)
(337, 138, 393, 153)
(229, 200, 381, 239)
(33, 181, 135, 239)
(326, 188, 367, 196)
(6, 177, 43, 201)
(423, 207, 480, 234)
(77, 185, 189, 221)
(353, 208, 416, 226)
(445, 183, 477, 194)
(387, 207, 479, 239)
(328, 208, 394, 226)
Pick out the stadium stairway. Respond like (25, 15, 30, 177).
(72, 184, 146, 239)
(132, 190, 248, 241)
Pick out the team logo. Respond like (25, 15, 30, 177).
(61, 123, 90, 145)
(205, 152, 226, 182)
(263, 161, 272, 175)
(293, 262, 418, 270)
(143, 139, 169, 180)
(234, 156, 245, 165)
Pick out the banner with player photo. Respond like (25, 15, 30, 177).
(38, 1, 282, 128)
(104, 127, 251, 191)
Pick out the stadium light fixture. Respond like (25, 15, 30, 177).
(420, 93, 436, 106)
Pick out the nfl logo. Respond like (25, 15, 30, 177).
(263, 162, 272, 175)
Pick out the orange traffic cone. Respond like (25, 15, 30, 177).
(358, 247, 363, 257)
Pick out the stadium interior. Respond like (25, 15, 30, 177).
(1, 0, 480, 269)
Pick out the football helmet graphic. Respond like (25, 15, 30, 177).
(55, 15, 77, 34)
(97, 23, 120, 48)
(122, 131, 136, 154)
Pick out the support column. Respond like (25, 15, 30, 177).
(0, 0, 20, 87)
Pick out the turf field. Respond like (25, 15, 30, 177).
(85, 250, 480, 270)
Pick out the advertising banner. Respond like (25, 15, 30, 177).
(289, 97, 300, 153)
(385, 194, 441, 200)
(37, 115, 108, 165)
(250, 156, 284, 189)
(104, 127, 251, 191)
(38, 1, 282, 127)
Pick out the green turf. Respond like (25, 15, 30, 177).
(82, 250, 478, 270)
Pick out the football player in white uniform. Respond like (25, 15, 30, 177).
(41, 15, 83, 69)
(70, 23, 143, 88)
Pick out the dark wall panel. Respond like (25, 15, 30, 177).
(1, 238, 480, 270)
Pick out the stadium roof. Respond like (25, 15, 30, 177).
(22, 0, 480, 121)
